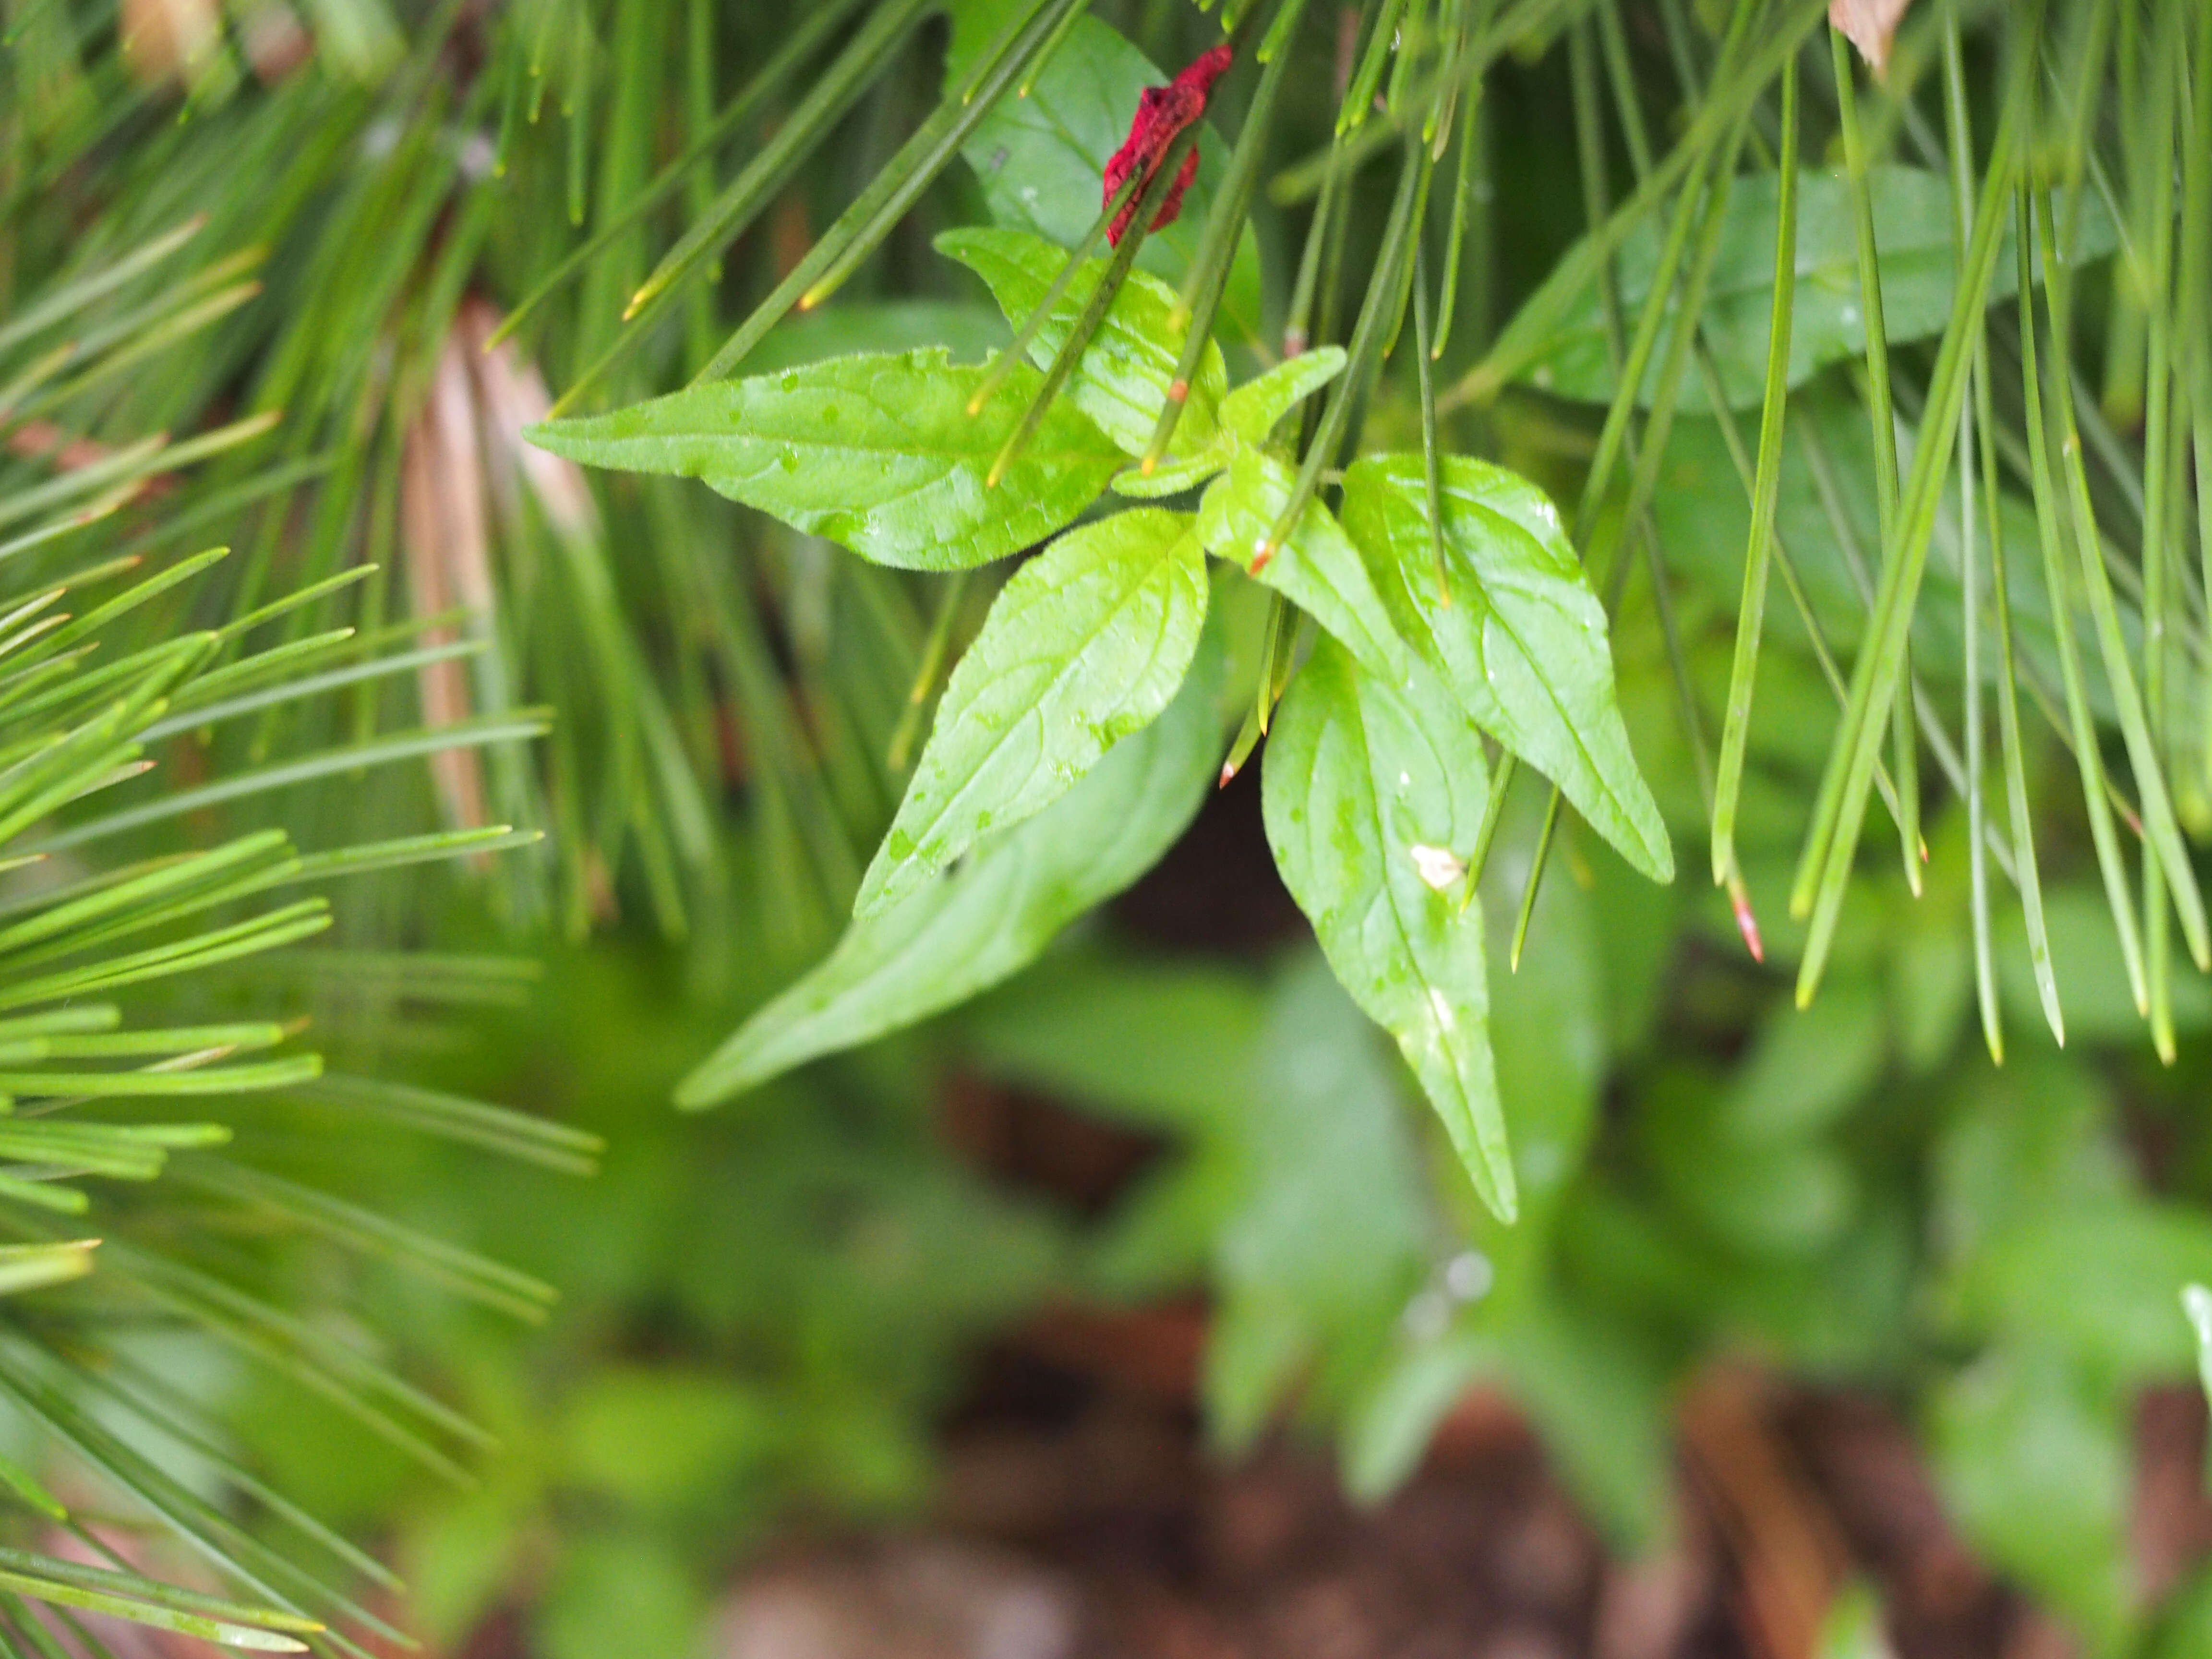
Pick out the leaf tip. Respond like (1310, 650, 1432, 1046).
(671, 1070, 727, 1112)
(1729, 882, 1764, 963)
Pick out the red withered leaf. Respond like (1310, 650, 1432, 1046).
(1102, 43, 1232, 245)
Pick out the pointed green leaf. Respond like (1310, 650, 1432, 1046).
(1220, 347, 1347, 445)
(528, 349, 1122, 571)
(859, 507, 1209, 914)
(679, 625, 1224, 1106)
(938, 227, 1229, 457)
(1342, 454, 1674, 882)
(1513, 167, 2119, 406)
(1262, 638, 1513, 1221)
(1112, 446, 1231, 498)
(1197, 445, 1407, 681)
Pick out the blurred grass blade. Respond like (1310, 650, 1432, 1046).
(0, 219, 204, 357)
(1939, 14, 1998, 1062)
(700, 0, 1094, 380)
(2016, 186, 2146, 1014)
(27, 712, 551, 854)
(1791, 17, 2036, 1007)
(1256, 134, 1430, 567)
(1711, 52, 1796, 888)
(2036, 194, 2210, 973)
(622, 0, 934, 321)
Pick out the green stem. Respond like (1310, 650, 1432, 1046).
(696, 0, 1094, 382)
(968, 167, 1146, 416)
(1253, 134, 1430, 568)
(886, 570, 974, 772)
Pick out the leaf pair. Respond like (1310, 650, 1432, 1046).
(1201, 446, 1667, 1220)
(1198, 447, 1673, 884)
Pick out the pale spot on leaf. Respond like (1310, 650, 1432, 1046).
(1409, 843, 1466, 891)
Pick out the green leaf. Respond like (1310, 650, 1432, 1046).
(859, 507, 1209, 914)
(1343, 1334, 1488, 1503)
(949, 10, 1264, 344)
(1488, 1292, 1674, 1550)
(937, 227, 1228, 457)
(964, 954, 1267, 1132)
(1931, 1350, 2134, 1656)
(537, 1535, 705, 1659)
(1512, 166, 2120, 406)
(1111, 447, 1230, 499)
(527, 349, 1122, 571)
(1206, 953, 1430, 1451)
(1949, 1198, 2212, 1381)
(1261, 638, 1513, 1221)
(1220, 347, 1347, 445)
(1340, 454, 1674, 881)
(678, 622, 1225, 1106)
(1197, 445, 1407, 681)
(561, 1369, 776, 1508)
(1716, 984, 1886, 1143)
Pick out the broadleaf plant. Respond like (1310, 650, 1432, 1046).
(23, 0, 2212, 1644)
(537, 59, 1671, 1220)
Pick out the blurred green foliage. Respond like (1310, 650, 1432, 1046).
(10, 0, 2212, 1658)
